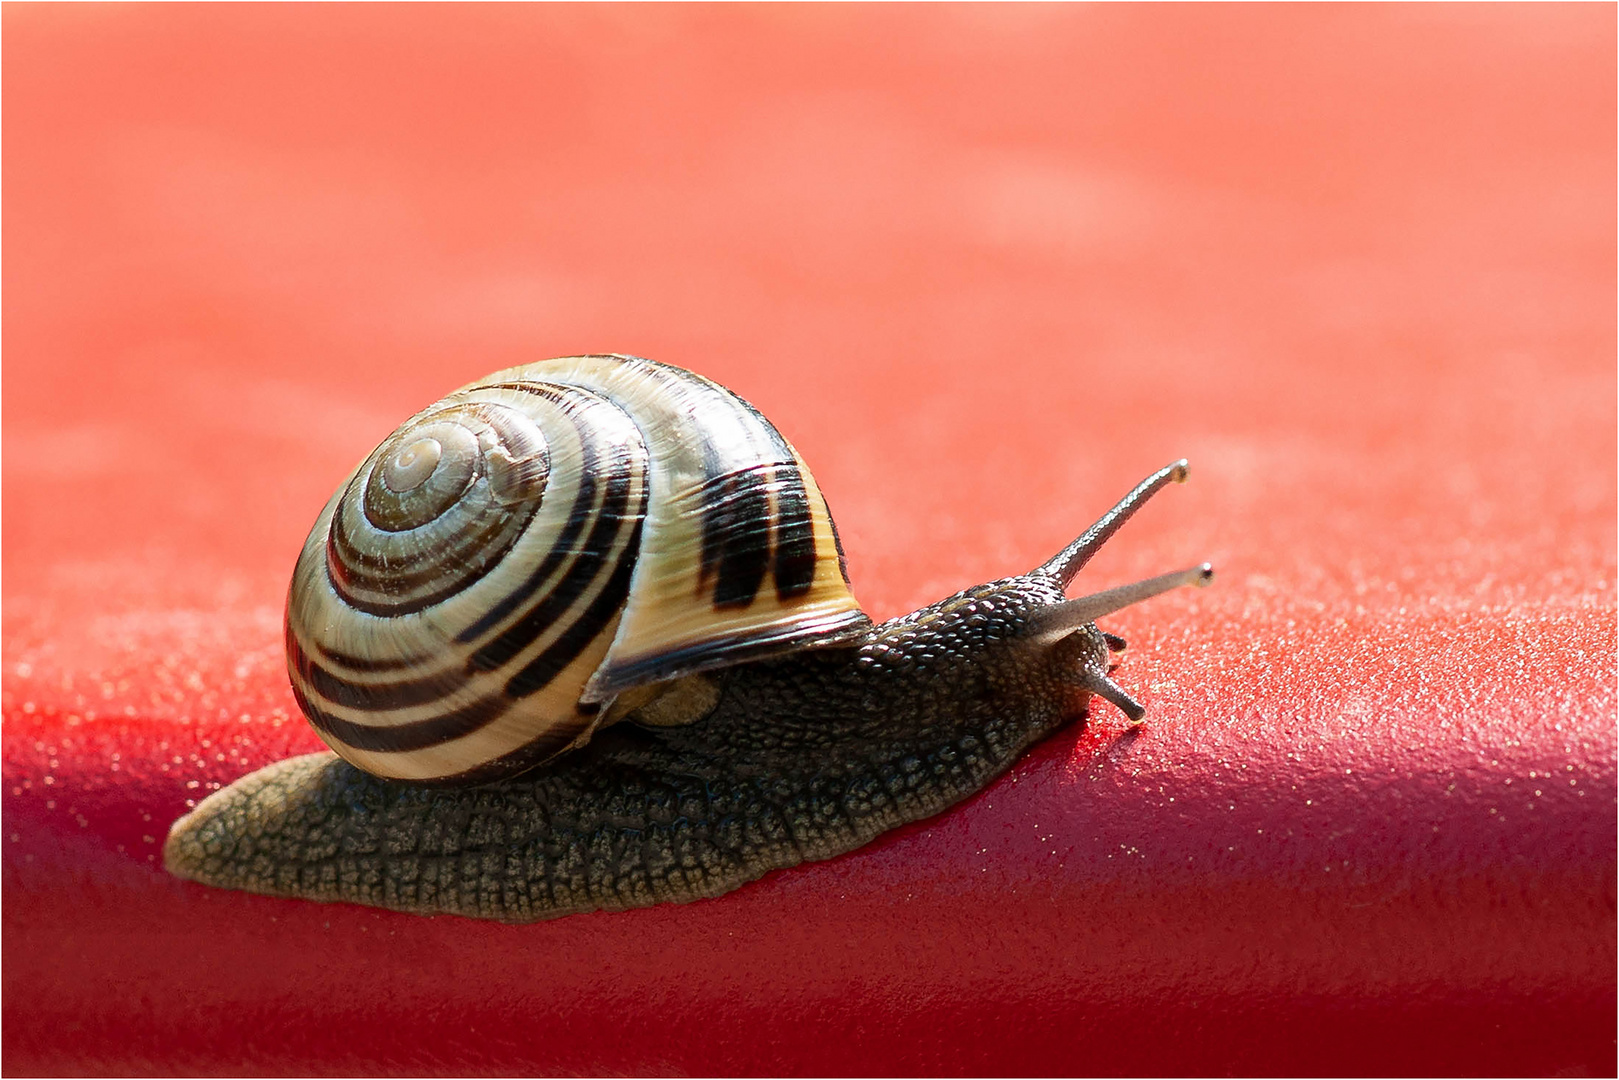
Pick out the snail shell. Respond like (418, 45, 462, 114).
(287, 354, 868, 783)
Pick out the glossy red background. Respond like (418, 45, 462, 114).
(4, 5, 1614, 1075)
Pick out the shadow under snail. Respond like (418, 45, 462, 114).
(165, 354, 1212, 922)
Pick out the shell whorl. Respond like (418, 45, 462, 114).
(287, 355, 869, 783)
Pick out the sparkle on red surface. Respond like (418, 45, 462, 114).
(4, 6, 1614, 1075)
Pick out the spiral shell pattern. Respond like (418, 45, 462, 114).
(286, 355, 869, 783)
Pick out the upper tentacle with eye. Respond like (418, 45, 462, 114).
(286, 355, 868, 783)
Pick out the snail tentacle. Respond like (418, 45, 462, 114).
(1036, 458, 1189, 586)
(1028, 563, 1214, 645)
(1079, 672, 1146, 723)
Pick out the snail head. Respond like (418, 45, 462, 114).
(1021, 459, 1213, 722)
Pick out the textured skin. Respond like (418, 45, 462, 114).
(166, 575, 1110, 921)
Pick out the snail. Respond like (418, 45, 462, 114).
(165, 354, 1211, 923)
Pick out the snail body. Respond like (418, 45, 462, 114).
(165, 355, 1211, 922)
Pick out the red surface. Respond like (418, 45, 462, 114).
(4, 6, 1614, 1075)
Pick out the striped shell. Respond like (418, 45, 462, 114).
(286, 355, 869, 783)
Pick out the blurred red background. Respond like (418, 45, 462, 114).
(4, 5, 1614, 1075)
